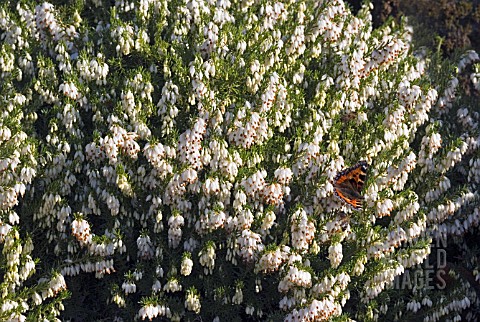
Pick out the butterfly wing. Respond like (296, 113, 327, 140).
(352, 161, 368, 191)
(333, 161, 369, 209)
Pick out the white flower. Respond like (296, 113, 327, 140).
(237, 229, 264, 263)
(71, 217, 92, 245)
(185, 289, 201, 314)
(328, 243, 343, 269)
(122, 281, 136, 294)
(137, 235, 154, 260)
(139, 303, 159, 321)
(181, 256, 193, 276)
(168, 214, 184, 248)
(290, 208, 315, 252)
(199, 243, 216, 274)
(163, 277, 182, 293)
(59, 82, 80, 100)
(152, 279, 162, 293)
(232, 285, 243, 305)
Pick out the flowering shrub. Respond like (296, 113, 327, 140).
(1, 0, 480, 321)
(368, 0, 480, 55)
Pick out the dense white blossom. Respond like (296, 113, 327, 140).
(1, 0, 480, 321)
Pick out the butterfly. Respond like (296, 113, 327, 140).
(332, 161, 369, 210)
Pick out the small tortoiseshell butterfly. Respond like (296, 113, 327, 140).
(333, 161, 369, 210)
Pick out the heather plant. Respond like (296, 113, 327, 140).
(1, 0, 480, 321)
(0, 3, 69, 317)
(363, 0, 480, 56)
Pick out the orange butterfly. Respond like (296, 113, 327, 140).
(333, 161, 368, 210)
